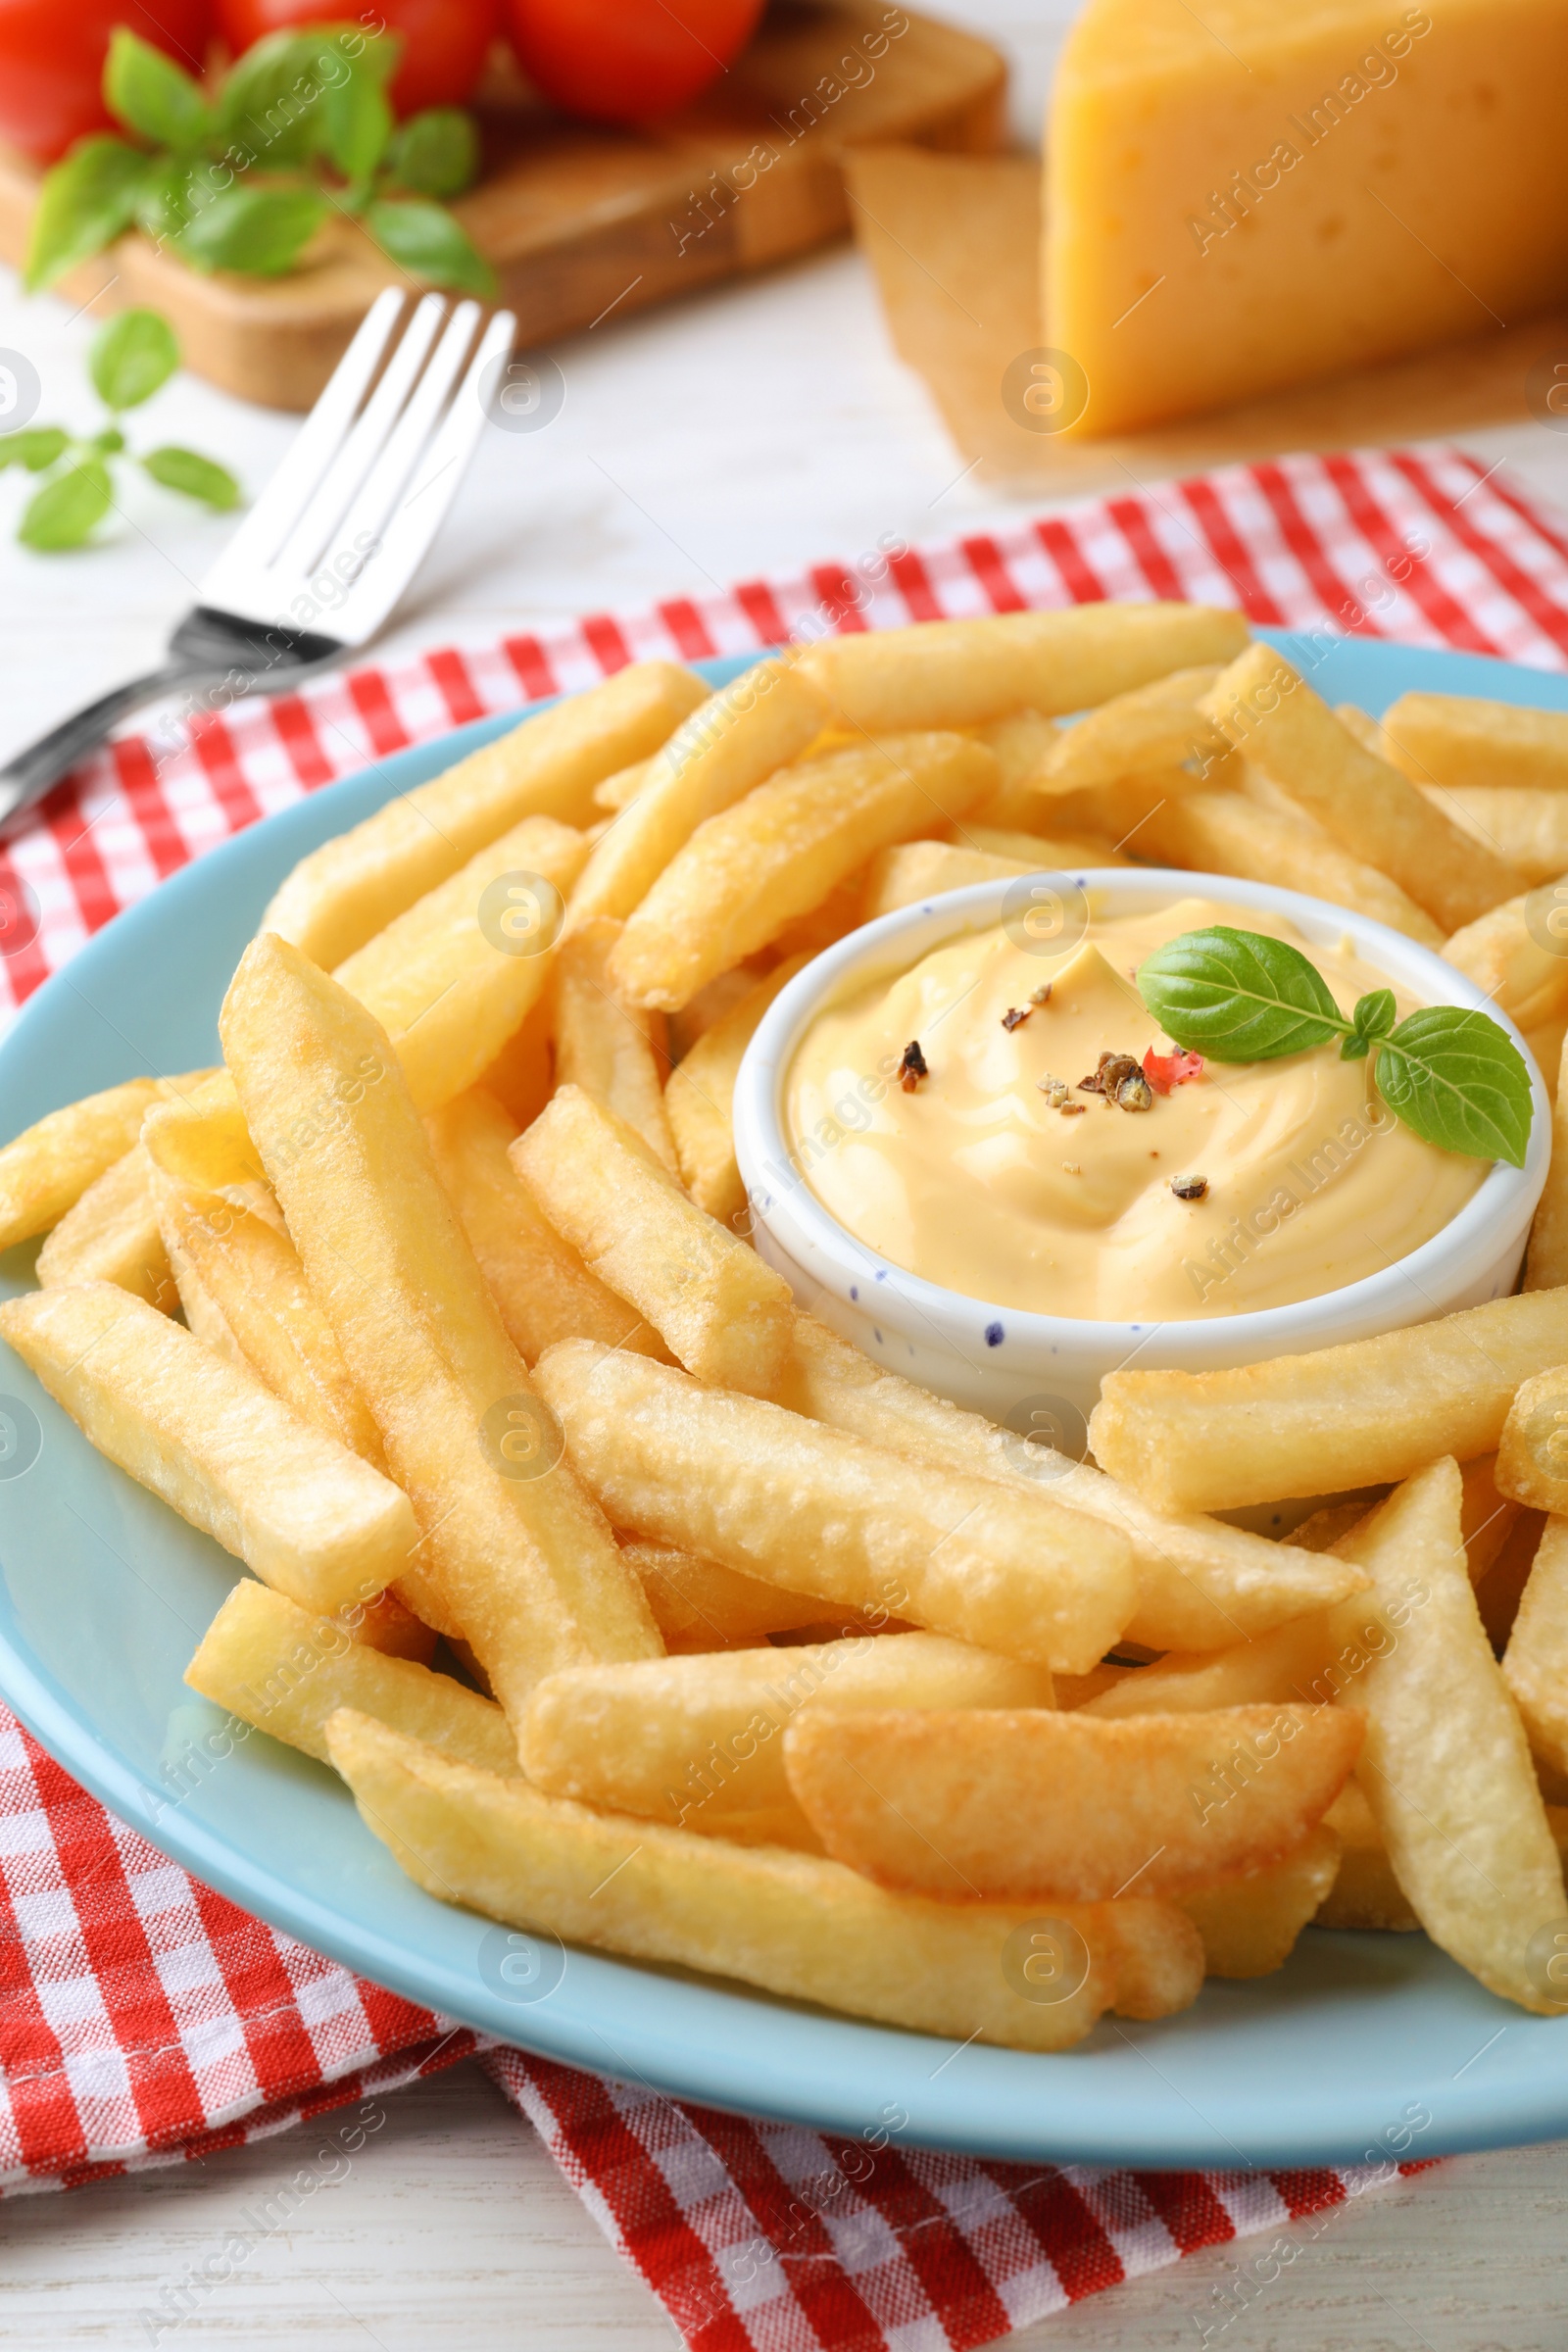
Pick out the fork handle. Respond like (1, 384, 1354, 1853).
(0, 662, 202, 828)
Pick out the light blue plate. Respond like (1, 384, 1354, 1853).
(5, 632, 1568, 2173)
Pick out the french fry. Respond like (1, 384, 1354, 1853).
(1078, 1613, 1336, 1718)
(329, 814, 589, 1115)
(667, 967, 768, 1059)
(550, 915, 678, 1173)
(951, 822, 1126, 866)
(619, 1539, 846, 1652)
(1333, 1459, 1566, 2010)
(609, 734, 997, 1012)
(1089, 1290, 1568, 1514)
(1479, 1505, 1546, 1655)
(1315, 1782, 1421, 1931)
(797, 605, 1250, 732)
(262, 662, 707, 969)
(782, 1702, 1362, 1902)
(1460, 1452, 1522, 1586)
(967, 709, 1061, 827)
(1040, 666, 1227, 793)
(533, 1339, 1138, 1673)
(761, 866, 874, 964)
(1502, 1517, 1568, 1777)
(1444, 885, 1568, 1033)
(346, 1588, 438, 1663)
(425, 1088, 665, 1366)
(512, 1087, 794, 1396)
(776, 1315, 1368, 1649)
(1179, 1828, 1342, 1978)
(861, 841, 1036, 922)
(0, 1072, 211, 1250)
(1136, 790, 1444, 947)
(1422, 787, 1568, 886)
(154, 1169, 386, 1467)
(140, 1068, 270, 1200)
(186, 1579, 516, 1773)
(567, 659, 827, 928)
(473, 998, 553, 1132)
(1525, 1032, 1568, 1292)
(592, 758, 652, 814)
(664, 956, 808, 1223)
(220, 936, 662, 1718)
(1496, 1367, 1568, 1515)
(0, 1284, 418, 1612)
(1201, 646, 1524, 930)
(36, 1144, 175, 1309)
(164, 1216, 245, 1362)
(1382, 691, 1568, 793)
(520, 1632, 1055, 1830)
(324, 1708, 1204, 2049)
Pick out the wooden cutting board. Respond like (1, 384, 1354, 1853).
(0, 3, 1005, 411)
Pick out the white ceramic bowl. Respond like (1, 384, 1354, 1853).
(732, 867, 1551, 1435)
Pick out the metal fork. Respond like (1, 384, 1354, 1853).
(0, 288, 517, 827)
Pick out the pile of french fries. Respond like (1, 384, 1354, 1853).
(10, 610, 1568, 2050)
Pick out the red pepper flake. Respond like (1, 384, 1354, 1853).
(899, 1040, 929, 1092)
(1001, 1005, 1031, 1032)
(1143, 1047, 1204, 1097)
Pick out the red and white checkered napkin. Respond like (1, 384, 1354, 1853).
(0, 442, 1538, 2335)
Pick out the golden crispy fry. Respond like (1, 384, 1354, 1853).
(1444, 887, 1568, 1033)
(262, 662, 706, 970)
(140, 1068, 270, 1200)
(783, 1702, 1362, 1902)
(346, 1588, 437, 1663)
(36, 1144, 175, 1309)
(1201, 646, 1524, 930)
(1078, 1614, 1336, 1718)
(619, 1538, 855, 1652)
(1137, 789, 1444, 947)
(1478, 1505, 1546, 1655)
(154, 1169, 386, 1467)
(1382, 691, 1568, 793)
(1503, 1517, 1568, 1777)
(474, 997, 553, 1133)
(664, 956, 808, 1224)
(1179, 1828, 1343, 1978)
(776, 1315, 1366, 1649)
(425, 1088, 664, 1366)
(1089, 1290, 1568, 1515)
(610, 734, 997, 1013)
(1423, 787, 1568, 886)
(966, 709, 1062, 827)
(952, 822, 1126, 866)
(568, 659, 827, 928)
(1526, 1032, 1568, 1292)
(0, 1283, 417, 1611)
(520, 1632, 1054, 1830)
(513, 1087, 794, 1396)
(1460, 1453, 1522, 1586)
(1041, 666, 1226, 793)
(187, 1579, 516, 1773)
(797, 605, 1250, 732)
(164, 1220, 245, 1361)
(861, 841, 1036, 921)
(761, 866, 874, 964)
(324, 1708, 1203, 2049)
(550, 915, 678, 1173)
(330, 813, 588, 1115)
(221, 936, 662, 1718)
(1315, 1782, 1421, 1931)
(0, 1072, 211, 1250)
(534, 1339, 1137, 1673)
(1496, 1368, 1568, 1514)
(592, 758, 652, 814)
(1333, 1459, 1566, 2010)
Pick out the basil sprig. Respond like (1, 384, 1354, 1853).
(1137, 925, 1534, 1167)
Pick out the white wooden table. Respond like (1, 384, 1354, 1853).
(5, 4, 1568, 2341)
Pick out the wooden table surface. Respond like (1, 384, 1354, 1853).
(5, 4, 1568, 2341)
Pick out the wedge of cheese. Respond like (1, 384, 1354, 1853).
(1046, 0, 1568, 437)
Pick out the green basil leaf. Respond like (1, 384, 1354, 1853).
(0, 428, 69, 472)
(134, 153, 197, 240)
(1374, 1007, 1534, 1168)
(1341, 986, 1397, 1062)
(24, 137, 147, 290)
(364, 197, 495, 295)
(384, 107, 479, 198)
(142, 445, 241, 509)
(1136, 925, 1348, 1062)
(180, 185, 327, 276)
(104, 27, 208, 148)
(320, 53, 393, 180)
(19, 457, 113, 552)
(90, 309, 179, 411)
(216, 30, 330, 168)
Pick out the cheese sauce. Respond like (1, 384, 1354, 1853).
(784, 897, 1487, 1321)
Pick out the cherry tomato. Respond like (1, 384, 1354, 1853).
(503, 0, 765, 125)
(0, 0, 210, 162)
(216, 0, 500, 116)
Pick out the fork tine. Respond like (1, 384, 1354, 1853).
(332, 308, 517, 644)
(317, 300, 482, 570)
(196, 288, 409, 606)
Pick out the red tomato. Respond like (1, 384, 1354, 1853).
(503, 0, 765, 125)
(216, 0, 500, 116)
(0, 0, 210, 162)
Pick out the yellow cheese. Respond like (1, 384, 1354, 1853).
(1045, 0, 1568, 437)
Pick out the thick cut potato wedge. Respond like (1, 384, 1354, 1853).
(609, 733, 997, 1012)
(1179, 1828, 1343, 1978)
(1333, 1459, 1567, 2011)
(325, 1709, 1204, 2050)
(187, 1579, 516, 1773)
(782, 1703, 1362, 1902)
(550, 915, 678, 1173)
(1503, 1516, 1568, 1778)
(797, 605, 1250, 732)
(261, 662, 707, 969)
(0, 1284, 417, 1611)
(1078, 1614, 1336, 1718)
(1382, 692, 1568, 793)
(331, 813, 589, 1114)
(776, 1315, 1367, 1648)
(665, 955, 808, 1224)
(1317, 1784, 1568, 1932)
(0, 1071, 211, 1250)
(1497, 1367, 1568, 1515)
(221, 936, 662, 1718)
(1137, 789, 1443, 947)
(533, 1339, 1137, 1674)
(513, 1087, 794, 1397)
(36, 1144, 174, 1310)
(425, 1088, 664, 1366)
(1089, 1291, 1568, 1515)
